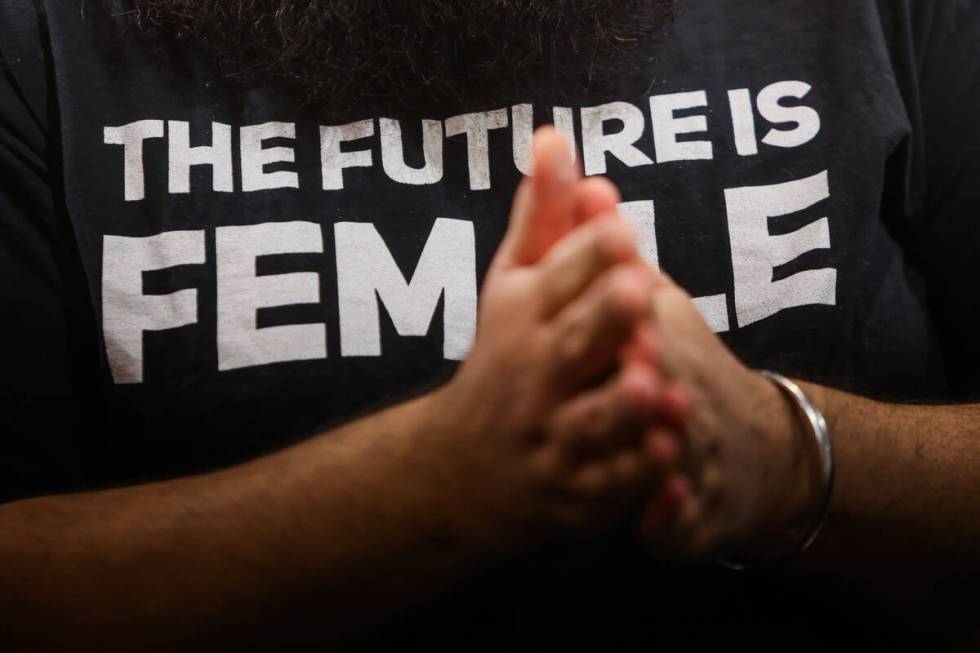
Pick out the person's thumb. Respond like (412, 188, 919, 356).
(497, 126, 579, 267)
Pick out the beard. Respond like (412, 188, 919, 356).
(118, 0, 674, 113)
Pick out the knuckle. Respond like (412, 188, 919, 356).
(578, 399, 608, 438)
(616, 371, 657, 418)
(604, 276, 645, 319)
(619, 452, 649, 484)
(568, 465, 611, 501)
(542, 408, 569, 442)
(552, 320, 592, 367)
(552, 401, 623, 467)
(531, 446, 569, 486)
(592, 219, 636, 263)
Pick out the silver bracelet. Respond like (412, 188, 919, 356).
(718, 370, 835, 571)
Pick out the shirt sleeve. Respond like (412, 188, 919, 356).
(894, 0, 980, 397)
(0, 1, 100, 503)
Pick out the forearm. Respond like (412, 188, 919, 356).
(795, 382, 980, 581)
(0, 131, 665, 649)
(0, 388, 492, 649)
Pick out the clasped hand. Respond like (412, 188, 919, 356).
(442, 127, 814, 560)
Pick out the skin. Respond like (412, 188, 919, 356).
(635, 267, 980, 612)
(2, 126, 976, 646)
(0, 130, 684, 649)
(515, 133, 979, 637)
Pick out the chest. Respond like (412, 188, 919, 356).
(45, 1, 948, 481)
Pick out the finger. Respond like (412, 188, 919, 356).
(647, 265, 689, 312)
(549, 360, 665, 463)
(648, 268, 698, 329)
(549, 264, 654, 387)
(643, 484, 725, 561)
(575, 176, 622, 226)
(497, 127, 580, 267)
(646, 428, 682, 475)
(492, 177, 534, 271)
(641, 474, 691, 534)
(658, 381, 691, 430)
(620, 324, 660, 368)
(574, 448, 657, 512)
(650, 266, 681, 291)
(536, 216, 642, 318)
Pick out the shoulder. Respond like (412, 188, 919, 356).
(876, 0, 980, 53)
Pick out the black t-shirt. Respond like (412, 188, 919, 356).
(1, 0, 978, 648)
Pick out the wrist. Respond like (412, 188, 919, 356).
(411, 382, 526, 561)
(738, 372, 822, 557)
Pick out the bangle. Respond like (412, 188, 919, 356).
(717, 371, 835, 571)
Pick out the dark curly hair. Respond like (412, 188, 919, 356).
(113, 0, 674, 111)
